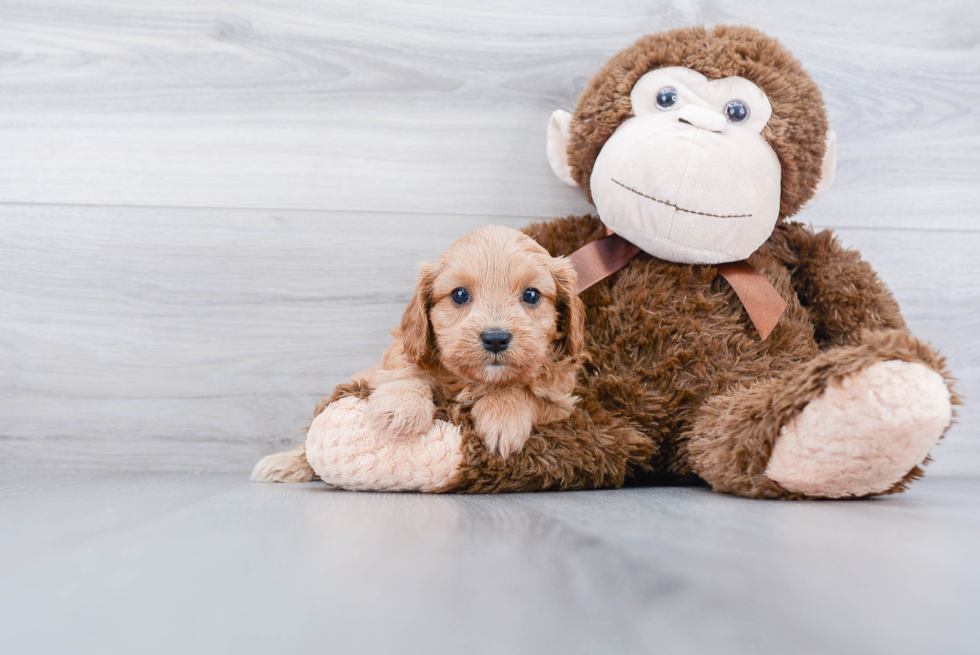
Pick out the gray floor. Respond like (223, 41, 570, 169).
(2, 473, 979, 655)
(2, 1, 979, 653)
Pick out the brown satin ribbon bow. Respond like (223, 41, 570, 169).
(567, 233, 787, 340)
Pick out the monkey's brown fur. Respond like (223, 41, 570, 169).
(321, 26, 956, 498)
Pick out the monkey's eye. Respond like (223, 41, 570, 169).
(521, 288, 541, 305)
(451, 287, 470, 305)
(724, 99, 750, 124)
(656, 87, 678, 109)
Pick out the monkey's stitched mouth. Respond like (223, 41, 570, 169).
(611, 179, 752, 219)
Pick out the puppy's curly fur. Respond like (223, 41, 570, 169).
(362, 225, 585, 458)
(252, 226, 585, 481)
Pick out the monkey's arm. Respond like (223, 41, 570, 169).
(773, 221, 906, 347)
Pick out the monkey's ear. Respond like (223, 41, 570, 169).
(802, 130, 837, 209)
(400, 262, 439, 365)
(547, 110, 578, 188)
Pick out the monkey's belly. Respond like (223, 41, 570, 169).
(576, 254, 818, 473)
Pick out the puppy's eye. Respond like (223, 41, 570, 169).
(656, 87, 678, 109)
(724, 99, 749, 124)
(450, 287, 470, 305)
(521, 288, 541, 305)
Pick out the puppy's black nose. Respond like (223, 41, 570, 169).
(481, 329, 511, 354)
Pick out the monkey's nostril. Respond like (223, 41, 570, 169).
(481, 329, 512, 354)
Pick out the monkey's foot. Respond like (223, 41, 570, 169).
(305, 396, 464, 492)
(765, 360, 952, 498)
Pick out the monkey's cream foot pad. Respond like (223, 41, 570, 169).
(305, 396, 464, 492)
(765, 360, 953, 498)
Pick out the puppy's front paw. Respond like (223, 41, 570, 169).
(473, 393, 534, 459)
(366, 379, 435, 437)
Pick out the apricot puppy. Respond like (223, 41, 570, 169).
(361, 225, 585, 458)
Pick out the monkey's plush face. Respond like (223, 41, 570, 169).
(589, 67, 783, 264)
(547, 32, 838, 265)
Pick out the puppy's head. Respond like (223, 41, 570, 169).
(401, 225, 584, 386)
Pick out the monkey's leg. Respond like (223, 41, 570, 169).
(301, 389, 658, 493)
(685, 329, 955, 499)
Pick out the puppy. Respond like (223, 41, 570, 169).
(359, 224, 585, 458)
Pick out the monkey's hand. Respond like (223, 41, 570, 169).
(472, 388, 535, 459)
(365, 378, 435, 438)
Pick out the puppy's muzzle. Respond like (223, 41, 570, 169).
(481, 329, 512, 354)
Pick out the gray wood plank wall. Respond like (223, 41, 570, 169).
(1, 0, 977, 474)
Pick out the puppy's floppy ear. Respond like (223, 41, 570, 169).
(550, 256, 585, 361)
(401, 262, 439, 364)
(400, 261, 439, 364)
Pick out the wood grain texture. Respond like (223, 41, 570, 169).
(0, 0, 978, 228)
(2, 472, 979, 654)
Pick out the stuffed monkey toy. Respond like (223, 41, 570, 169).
(254, 25, 956, 499)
